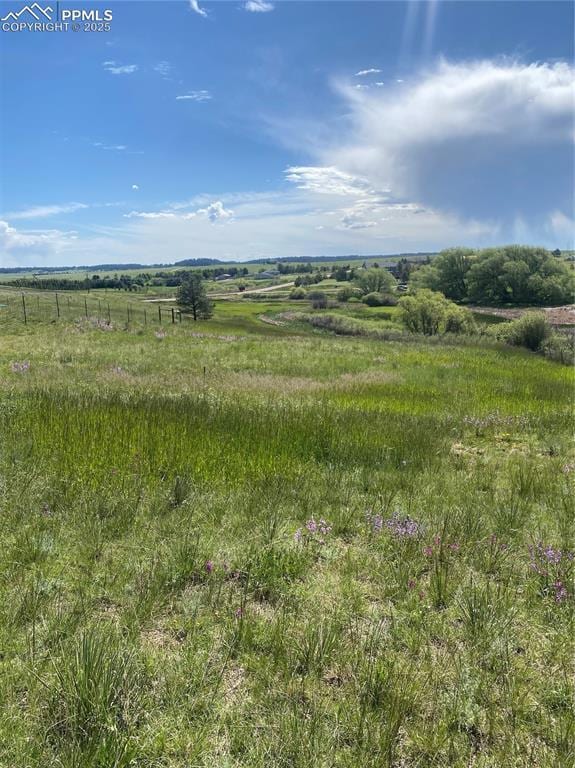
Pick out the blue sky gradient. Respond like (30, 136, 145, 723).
(0, 0, 573, 266)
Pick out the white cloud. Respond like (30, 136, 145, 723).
(189, 0, 207, 18)
(323, 59, 575, 224)
(0, 220, 78, 258)
(355, 68, 382, 77)
(125, 211, 178, 220)
(153, 61, 172, 77)
(176, 90, 212, 102)
(285, 166, 381, 197)
(196, 200, 234, 223)
(5, 203, 88, 220)
(132, 185, 139, 191)
(244, 0, 274, 12)
(93, 142, 127, 151)
(125, 200, 233, 224)
(102, 61, 138, 75)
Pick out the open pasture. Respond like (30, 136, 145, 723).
(0, 296, 573, 767)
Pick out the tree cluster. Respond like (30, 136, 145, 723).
(411, 246, 573, 306)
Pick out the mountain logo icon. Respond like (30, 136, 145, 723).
(1, 3, 53, 21)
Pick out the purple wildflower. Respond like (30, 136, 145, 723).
(11, 360, 30, 373)
(553, 580, 568, 603)
(423, 546, 433, 557)
(205, 560, 214, 574)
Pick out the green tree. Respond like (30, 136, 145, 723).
(176, 274, 213, 320)
(410, 248, 473, 300)
(355, 268, 396, 296)
(467, 246, 574, 306)
(398, 289, 475, 336)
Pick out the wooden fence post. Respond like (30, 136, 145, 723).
(84, 298, 88, 318)
(171, 308, 175, 324)
(55, 293, 60, 318)
(158, 305, 162, 324)
(21, 294, 27, 324)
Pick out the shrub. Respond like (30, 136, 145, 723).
(307, 291, 328, 309)
(337, 286, 362, 302)
(289, 287, 307, 300)
(355, 267, 397, 296)
(540, 332, 575, 364)
(498, 312, 551, 351)
(362, 292, 397, 307)
(398, 290, 475, 336)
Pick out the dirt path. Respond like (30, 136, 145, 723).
(471, 305, 575, 326)
(143, 281, 295, 303)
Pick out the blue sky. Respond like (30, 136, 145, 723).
(0, 0, 573, 266)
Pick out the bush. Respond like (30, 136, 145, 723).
(289, 287, 307, 300)
(337, 286, 362, 303)
(355, 267, 397, 296)
(540, 332, 575, 364)
(398, 290, 475, 336)
(307, 291, 328, 309)
(361, 292, 397, 307)
(497, 312, 552, 351)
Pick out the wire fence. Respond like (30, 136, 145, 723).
(0, 290, 183, 331)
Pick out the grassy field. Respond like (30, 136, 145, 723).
(0, 292, 573, 767)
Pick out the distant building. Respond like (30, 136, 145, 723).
(255, 269, 280, 280)
(214, 273, 232, 281)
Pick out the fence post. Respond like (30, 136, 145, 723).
(21, 294, 27, 324)
(178, 310, 182, 323)
(84, 298, 88, 318)
(158, 305, 162, 324)
(171, 308, 175, 324)
(55, 293, 60, 318)
(107, 303, 111, 323)
(144, 309, 147, 325)
(127, 304, 130, 324)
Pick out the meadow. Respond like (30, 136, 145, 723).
(0, 290, 573, 767)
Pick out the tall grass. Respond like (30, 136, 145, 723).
(0, 307, 573, 766)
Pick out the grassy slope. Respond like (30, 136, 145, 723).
(0, 298, 573, 767)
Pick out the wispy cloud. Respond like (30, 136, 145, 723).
(189, 0, 207, 18)
(285, 166, 380, 197)
(125, 200, 233, 224)
(0, 220, 78, 258)
(92, 142, 127, 151)
(5, 203, 89, 220)
(153, 61, 172, 78)
(176, 90, 212, 102)
(244, 0, 274, 12)
(102, 61, 138, 75)
(355, 68, 382, 77)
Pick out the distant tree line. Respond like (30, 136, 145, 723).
(0, 266, 252, 292)
(411, 246, 573, 306)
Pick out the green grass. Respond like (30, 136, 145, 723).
(0, 295, 573, 767)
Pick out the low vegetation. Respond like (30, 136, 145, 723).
(0, 255, 573, 767)
(0, 249, 575, 768)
